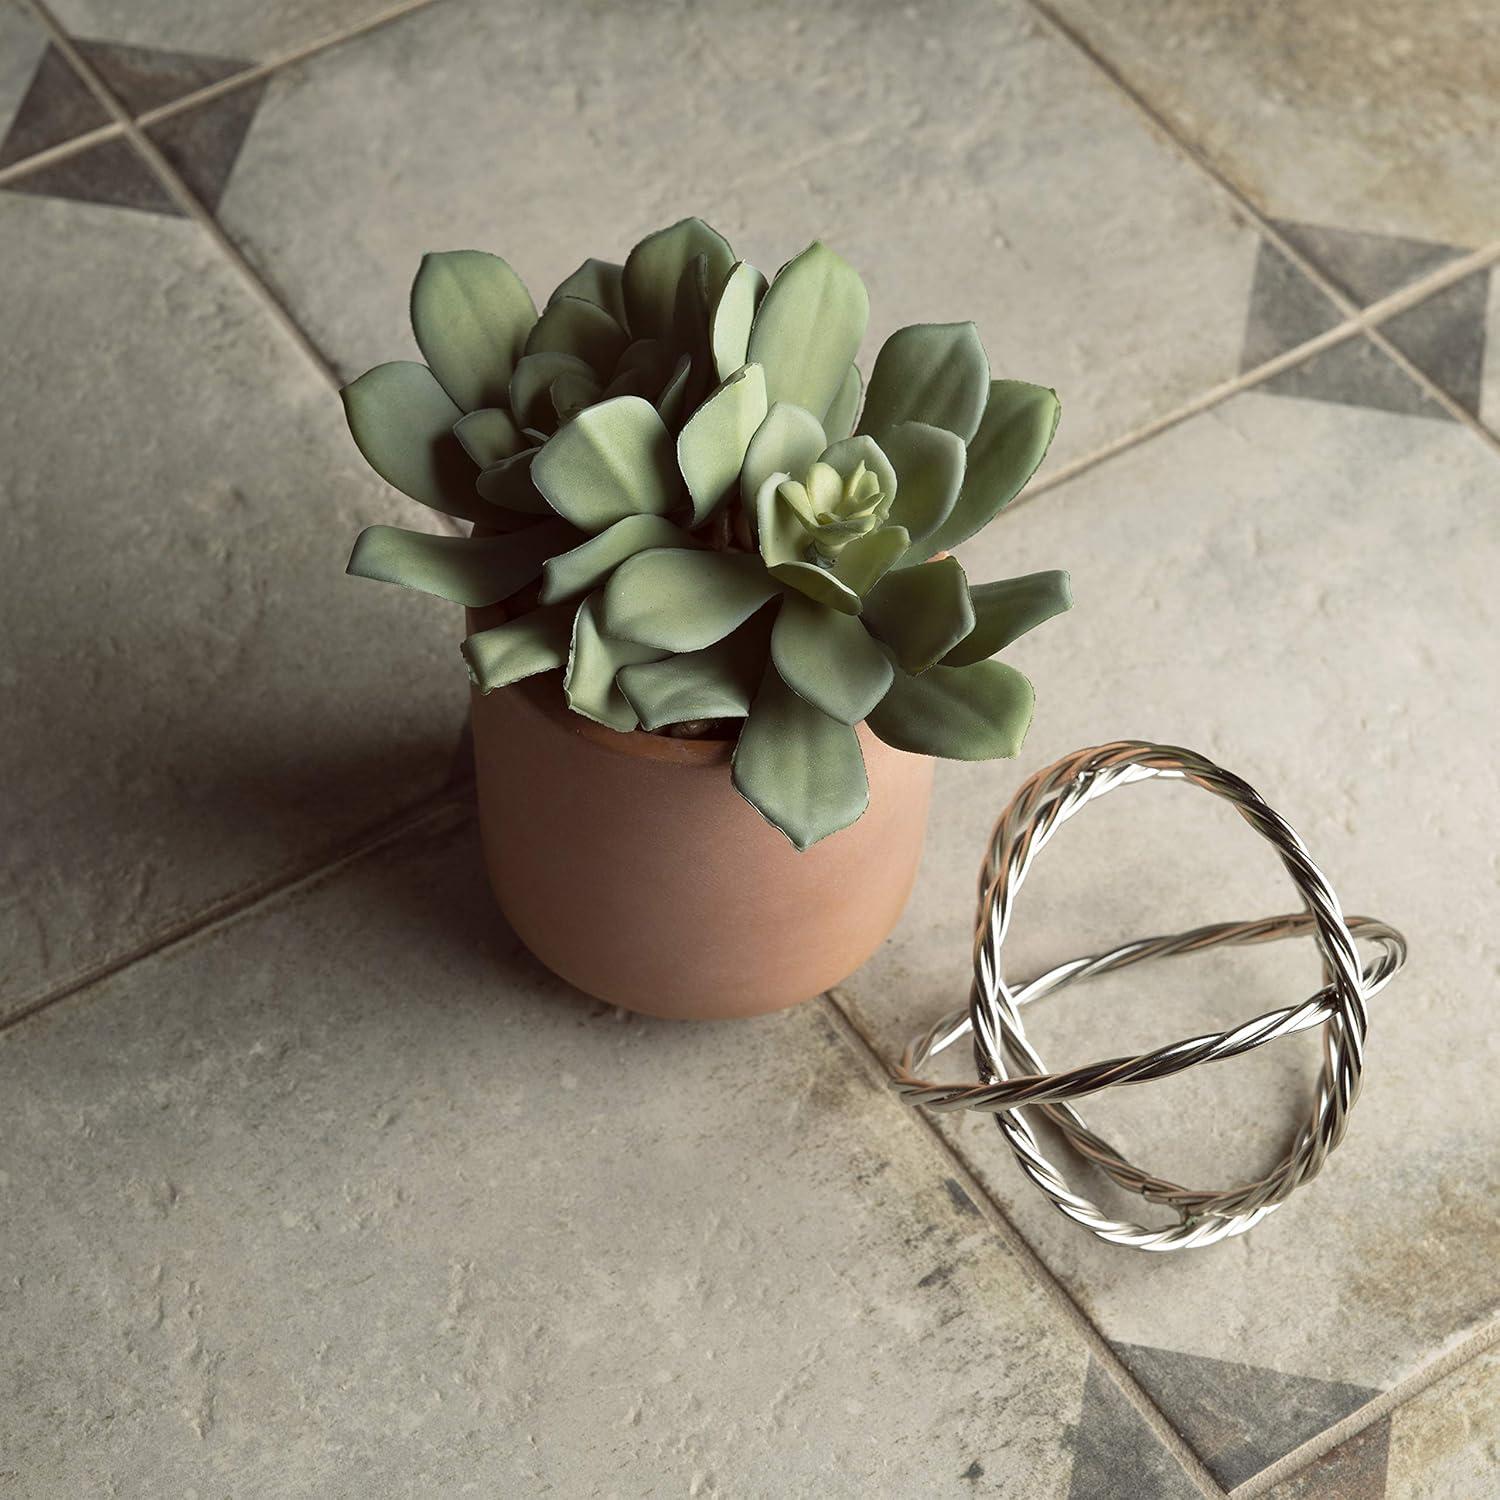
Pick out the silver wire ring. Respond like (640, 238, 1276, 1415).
(890, 741, 1407, 1251)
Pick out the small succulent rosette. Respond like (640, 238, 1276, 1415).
(344, 219, 1071, 850)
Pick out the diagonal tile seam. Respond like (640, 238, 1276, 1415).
(1019, 0, 1500, 462)
(0, 783, 476, 1039)
(1014, 239, 1500, 514)
(823, 984, 1500, 1500)
(818, 987, 1230, 1500)
(0, 0, 447, 188)
(1230, 1315, 1500, 1497)
(14, 0, 468, 541)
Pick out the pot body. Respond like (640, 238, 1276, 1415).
(468, 670, 934, 1020)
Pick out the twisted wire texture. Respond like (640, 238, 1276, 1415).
(891, 741, 1407, 1252)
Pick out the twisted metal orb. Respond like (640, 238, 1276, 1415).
(891, 742, 1407, 1252)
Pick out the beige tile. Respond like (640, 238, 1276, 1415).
(0, 192, 465, 1017)
(837, 383, 1500, 1484)
(44, 0, 415, 63)
(206, 0, 1263, 470)
(0, 815, 1200, 1496)
(1045, 0, 1499, 252)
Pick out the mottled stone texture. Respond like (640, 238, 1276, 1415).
(205, 0, 1261, 468)
(0, 195, 464, 1015)
(1046, 0, 1500, 252)
(0, 817, 1121, 1495)
(838, 390, 1500, 1483)
(0, 0, 1494, 1491)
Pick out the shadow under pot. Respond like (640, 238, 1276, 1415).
(465, 604, 934, 1020)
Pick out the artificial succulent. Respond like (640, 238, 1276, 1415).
(344, 219, 1072, 850)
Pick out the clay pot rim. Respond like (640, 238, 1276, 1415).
(507, 671, 734, 765)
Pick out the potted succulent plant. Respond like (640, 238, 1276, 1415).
(343, 219, 1070, 1018)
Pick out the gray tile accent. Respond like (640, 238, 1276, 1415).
(149, 81, 267, 212)
(0, 40, 110, 168)
(1242, 224, 1489, 420)
(1379, 269, 1491, 417)
(1266, 1414, 1391, 1500)
(1257, 334, 1451, 421)
(1067, 1359, 1203, 1500)
(1274, 220, 1472, 309)
(1117, 1344, 1378, 1490)
(2, 135, 178, 215)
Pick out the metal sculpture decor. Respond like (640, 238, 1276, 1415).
(892, 741, 1407, 1251)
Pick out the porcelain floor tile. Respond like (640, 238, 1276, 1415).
(835, 379, 1500, 1487)
(201, 0, 1265, 473)
(0, 189, 467, 1017)
(0, 814, 1201, 1498)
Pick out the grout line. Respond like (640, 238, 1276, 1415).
(818, 988, 1230, 1500)
(16, 0, 469, 540)
(20, 0, 342, 388)
(1006, 234, 1500, 512)
(133, 0, 448, 128)
(0, 0, 445, 184)
(0, 785, 476, 1039)
(1231, 1315, 1500, 1497)
(1021, 0, 1500, 461)
(0, 120, 121, 186)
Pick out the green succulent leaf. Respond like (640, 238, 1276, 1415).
(539, 514, 694, 605)
(861, 555, 976, 673)
(742, 403, 826, 510)
(754, 473, 808, 570)
(943, 569, 1073, 666)
(341, 361, 496, 523)
(881, 421, 965, 550)
(346, 518, 578, 606)
(710, 261, 768, 381)
(453, 407, 524, 469)
(526, 294, 630, 375)
(531, 395, 683, 533)
(655, 353, 693, 429)
(475, 450, 551, 514)
(747, 241, 869, 423)
(858, 322, 989, 444)
(604, 547, 777, 650)
(771, 592, 894, 725)
(732, 660, 869, 851)
(831, 523, 910, 597)
(623, 218, 736, 345)
(868, 659, 1034, 760)
(677, 364, 769, 525)
(564, 593, 666, 732)
(462, 603, 576, 692)
(823, 364, 862, 442)
(818, 434, 896, 500)
(510, 351, 598, 431)
(916, 381, 1061, 560)
(770, 561, 862, 615)
(550, 258, 627, 326)
(617, 617, 770, 731)
(410, 250, 536, 412)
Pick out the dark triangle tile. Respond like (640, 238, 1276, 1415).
(1378, 269, 1491, 416)
(148, 80, 268, 214)
(1115, 1342, 1380, 1489)
(1257, 335, 1452, 421)
(1, 136, 180, 217)
(75, 39, 253, 117)
(1264, 1414, 1391, 1500)
(1275, 218, 1471, 307)
(1065, 1360, 1202, 1500)
(1241, 240, 1344, 374)
(0, 42, 110, 169)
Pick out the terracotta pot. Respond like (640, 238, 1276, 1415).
(464, 607, 934, 1019)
